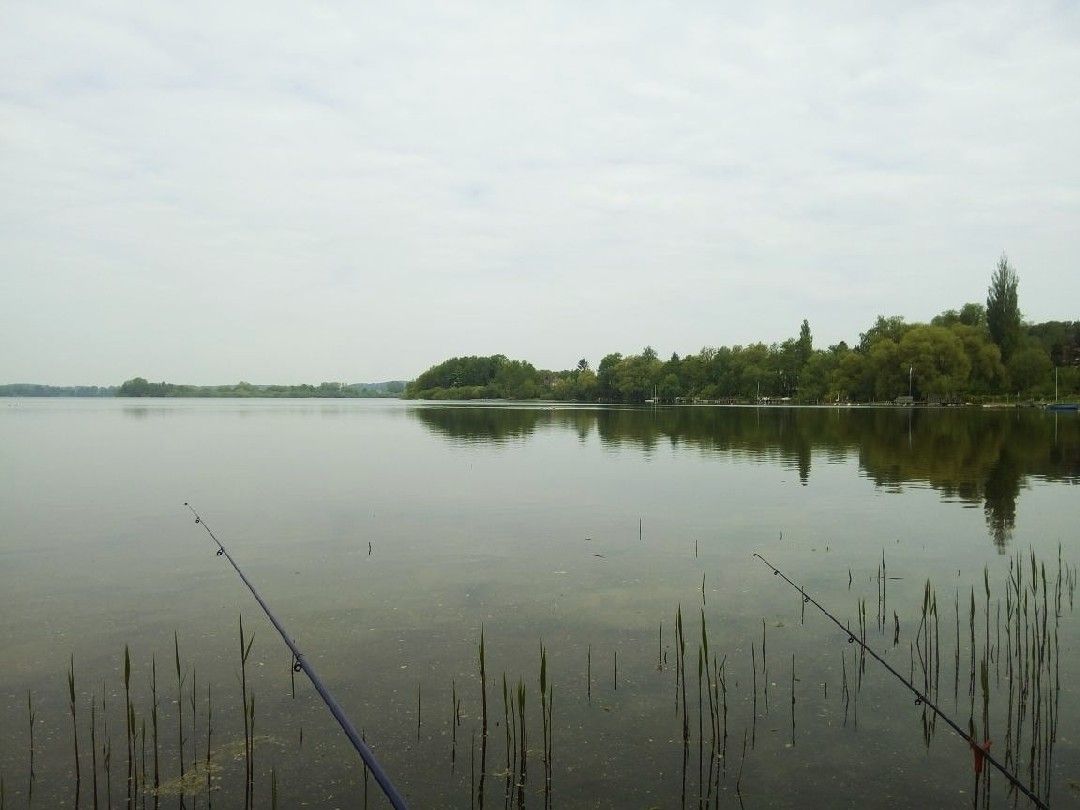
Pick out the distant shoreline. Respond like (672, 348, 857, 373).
(0, 379, 407, 399)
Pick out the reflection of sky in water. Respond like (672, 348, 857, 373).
(0, 400, 1077, 807)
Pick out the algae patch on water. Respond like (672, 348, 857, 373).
(151, 734, 279, 797)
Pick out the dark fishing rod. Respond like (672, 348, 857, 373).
(184, 503, 408, 809)
(752, 553, 1048, 810)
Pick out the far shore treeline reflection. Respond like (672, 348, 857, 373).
(411, 404, 1079, 550)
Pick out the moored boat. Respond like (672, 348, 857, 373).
(1046, 367, 1078, 411)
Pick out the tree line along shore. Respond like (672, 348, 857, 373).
(4, 256, 1076, 404)
(406, 256, 1078, 404)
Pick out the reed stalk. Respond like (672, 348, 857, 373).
(790, 653, 796, 747)
(675, 605, 683, 709)
(718, 657, 728, 775)
(362, 730, 369, 809)
(750, 643, 757, 745)
(479, 625, 488, 736)
(502, 673, 511, 771)
(761, 618, 769, 712)
(516, 678, 527, 795)
(969, 588, 976, 697)
(539, 644, 548, 769)
(189, 665, 197, 792)
(124, 645, 133, 809)
(91, 697, 99, 810)
(237, 618, 254, 809)
(701, 614, 717, 754)
(205, 681, 212, 809)
(68, 655, 81, 795)
(139, 718, 146, 810)
(451, 678, 458, 766)
(27, 691, 35, 783)
(103, 689, 112, 810)
(248, 694, 256, 808)
(174, 631, 186, 808)
(984, 566, 991, 672)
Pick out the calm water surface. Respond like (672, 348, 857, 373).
(1, 399, 1078, 808)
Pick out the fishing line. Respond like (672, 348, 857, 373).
(184, 503, 408, 809)
(752, 553, 1048, 810)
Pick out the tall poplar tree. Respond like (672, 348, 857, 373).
(796, 319, 813, 367)
(986, 252, 1021, 360)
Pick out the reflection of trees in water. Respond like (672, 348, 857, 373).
(853, 410, 1031, 551)
(983, 448, 1020, 549)
(592, 408, 822, 485)
(411, 406, 1079, 548)
(408, 405, 552, 443)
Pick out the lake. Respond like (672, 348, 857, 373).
(1, 399, 1078, 808)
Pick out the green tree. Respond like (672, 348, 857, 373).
(1007, 343, 1052, 394)
(573, 368, 598, 400)
(1026, 320, 1080, 366)
(950, 324, 1005, 394)
(859, 315, 909, 351)
(735, 344, 772, 399)
(932, 309, 961, 327)
(867, 339, 904, 400)
(800, 348, 844, 402)
(931, 304, 985, 329)
(596, 353, 623, 400)
(987, 253, 1021, 361)
(657, 373, 681, 401)
(898, 326, 971, 401)
(796, 319, 813, 368)
(825, 352, 868, 403)
(614, 350, 662, 402)
(959, 303, 987, 328)
(119, 377, 151, 396)
(678, 351, 712, 399)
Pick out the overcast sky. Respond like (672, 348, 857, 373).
(2, 2, 1078, 384)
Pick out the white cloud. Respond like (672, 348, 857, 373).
(2, 0, 1078, 382)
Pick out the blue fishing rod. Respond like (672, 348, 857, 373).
(184, 503, 408, 809)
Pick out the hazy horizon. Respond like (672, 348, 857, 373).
(3, 2, 1078, 385)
